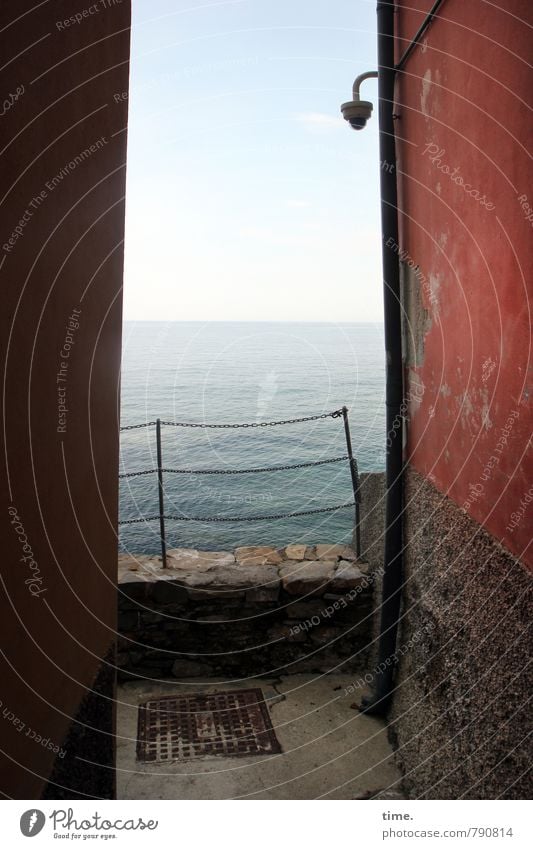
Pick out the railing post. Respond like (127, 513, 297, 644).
(155, 418, 167, 568)
(341, 406, 361, 557)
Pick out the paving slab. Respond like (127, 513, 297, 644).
(117, 673, 402, 800)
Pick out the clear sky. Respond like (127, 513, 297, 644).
(123, 0, 382, 321)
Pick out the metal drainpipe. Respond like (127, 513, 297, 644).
(360, 0, 404, 716)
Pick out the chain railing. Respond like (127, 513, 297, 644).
(118, 407, 361, 566)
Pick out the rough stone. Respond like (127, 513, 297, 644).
(284, 600, 327, 620)
(140, 611, 164, 624)
(161, 620, 189, 631)
(267, 623, 307, 642)
(117, 542, 377, 680)
(284, 544, 307, 561)
(118, 553, 162, 572)
(331, 561, 366, 593)
(279, 560, 336, 596)
(117, 611, 139, 630)
(315, 544, 357, 561)
(171, 659, 214, 678)
(246, 585, 279, 603)
(309, 626, 344, 646)
(150, 577, 189, 605)
(118, 573, 151, 599)
(234, 546, 283, 566)
(179, 569, 246, 600)
(166, 548, 235, 571)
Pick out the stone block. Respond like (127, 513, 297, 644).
(161, 620, 189, 631)
(309, 626, 344, 646)
(166, 548, 235, 571)
(267, 623, 307, 642)
(284, 600, 327, 620)
(246, 587, 279, 603)
(234, 545, 283, 566)
(117, 610, 139, 630)
(150, 577, 189, 605)
(171, 659, 214, 678)
(279, 560, 335, 596)
(118, 553, 161, 571)
(183, 571, 246, 600)
(118, 573, 150, 600)
(331, 561, 366, 593)
(284, 544, 307, 561)
(315, 544, 358, 561)
(140, 611, 163, 625)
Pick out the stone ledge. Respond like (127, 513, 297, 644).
(118, 544, 370, 600)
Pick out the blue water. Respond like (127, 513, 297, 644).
(119, 322, 386, 553)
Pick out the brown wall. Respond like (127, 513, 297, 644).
(0, 1, 130, 798)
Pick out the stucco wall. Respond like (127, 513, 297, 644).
(395, 0, 532, 568)
(0, 1, 130, 797)
(389, 0, 532, 798)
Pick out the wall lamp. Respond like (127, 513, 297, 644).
(340, 71, 378, 130)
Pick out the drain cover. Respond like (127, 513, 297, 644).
(136, 688, 282, 762)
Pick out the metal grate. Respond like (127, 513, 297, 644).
(136, 688, 282, 762)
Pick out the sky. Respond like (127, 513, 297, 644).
(123, 0, 382, 322)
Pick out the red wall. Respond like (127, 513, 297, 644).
(395, 0, 532, 567)
(1, 1, 130, 797)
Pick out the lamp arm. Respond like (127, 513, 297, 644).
(352, 71, 378, 100)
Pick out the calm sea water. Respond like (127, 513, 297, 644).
(119, 322, 386, 553)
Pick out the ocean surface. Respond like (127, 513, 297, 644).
(119, 322, 386, 554)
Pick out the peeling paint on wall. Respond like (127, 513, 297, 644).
(421, 69, 432, 116)
(400, 260, 432, 368)
(396, 0, 532, 567)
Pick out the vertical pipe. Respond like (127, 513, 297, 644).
(156, 418, 167, 568)
(342, 406, 361, 557)
(360, 0, 404, 715)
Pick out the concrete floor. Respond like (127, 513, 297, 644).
(117, 674, 403, 800)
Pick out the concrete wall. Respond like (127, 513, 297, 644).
(390, 0, 532, 797)
(0, 1, 130, 798)
(391, 469, 532, 798)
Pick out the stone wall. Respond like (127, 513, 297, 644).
(390, 468, 532, 799)
(117, 544, 377, 680)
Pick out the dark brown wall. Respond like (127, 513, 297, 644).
(1, 1, 130, 798)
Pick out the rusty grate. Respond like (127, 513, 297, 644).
(136, 688, 282, 762)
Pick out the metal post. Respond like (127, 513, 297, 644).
(341, 406, 361, 557)
(155, 418, 167, 568)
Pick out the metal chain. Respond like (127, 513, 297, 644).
(119, 515, 161, 525)
(120, 421, 157, 431)
(118, 455, 349, 479)
(120, 409, 344, 432)
(118, 501, 356, 525)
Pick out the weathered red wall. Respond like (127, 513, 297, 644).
(395, 0, 532, 567)
(1, 1, 130, 797)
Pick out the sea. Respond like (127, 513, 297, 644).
(119, 322, 386, 554)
